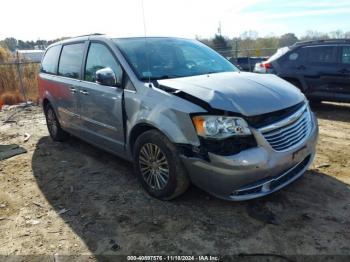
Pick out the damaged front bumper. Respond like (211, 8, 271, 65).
(181, 110, 318, 201)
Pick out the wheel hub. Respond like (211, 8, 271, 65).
(138, 143, 170, 190)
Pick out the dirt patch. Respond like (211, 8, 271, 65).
(0, 103, 349, 258)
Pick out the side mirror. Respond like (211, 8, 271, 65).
(95, 67, 119, 87)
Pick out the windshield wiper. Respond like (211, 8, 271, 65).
(140, 75, 181, 81)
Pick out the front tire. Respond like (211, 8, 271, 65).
(133, 130, 190, 200)
(44, 104, 69, 142)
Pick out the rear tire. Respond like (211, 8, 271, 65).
(133, 130, 190, 200)
(44, 104, 70, 142)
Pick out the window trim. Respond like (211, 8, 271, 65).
(57, 41, 87, 80)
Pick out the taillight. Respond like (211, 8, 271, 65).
(262, 62, 271, 69)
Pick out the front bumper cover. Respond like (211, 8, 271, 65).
(181, 112, 318, 201)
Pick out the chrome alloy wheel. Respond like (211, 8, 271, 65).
(138, 143, 170, 190)
(46, 108, 58, 137)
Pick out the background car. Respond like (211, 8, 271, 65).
(232, 56, 268, 72)
(254, 39, 350, 103)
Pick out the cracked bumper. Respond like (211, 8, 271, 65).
(181, 112, 318, 201)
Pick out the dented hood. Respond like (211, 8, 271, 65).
(158, 72, 305, 116)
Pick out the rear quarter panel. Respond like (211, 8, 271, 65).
(38, 73, 69, 117)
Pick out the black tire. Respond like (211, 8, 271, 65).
(133, 130, 190, 200)
(44, 104, 70, 142)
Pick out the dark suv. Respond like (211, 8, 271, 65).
(254, 39, 350, 103)
(233, 57, 268, 72)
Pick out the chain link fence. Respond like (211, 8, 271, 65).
(215, 47, 278, 59)
(0, 61, 40, 106)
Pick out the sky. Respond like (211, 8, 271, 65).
(1, 0, 350, 41)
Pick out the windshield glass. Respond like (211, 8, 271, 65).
(113, 38, 238, 80)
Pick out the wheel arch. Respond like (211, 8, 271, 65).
(128, 123, 160, 156)
(42, 98, 51, 109)
(41, 91, 59, 116)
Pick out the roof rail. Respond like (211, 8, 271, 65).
(70, 33, 104, 39)
(47, 33, 105, 47)
(293, 38, 350, 46)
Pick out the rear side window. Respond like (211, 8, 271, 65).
(288, 52, 299, 61)
(58, 43, 85, 79)
(304, 46, 336, 64)
(84, 43, 123, 83)
(341, 46, 350, 64)
(41, 45, 61, 74)
(277, 48, 303, 67)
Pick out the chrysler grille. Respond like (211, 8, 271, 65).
(259, 104, 312, 151)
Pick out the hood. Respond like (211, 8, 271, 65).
(157, 72, 305, 116)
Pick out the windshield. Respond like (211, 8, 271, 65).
(113, 37, 238, 80)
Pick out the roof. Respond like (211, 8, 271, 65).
(293, 39, 350, 47)
(47, 33, 106, 49)
(17, 50, 45, 62)
(47, 34, 193, 49)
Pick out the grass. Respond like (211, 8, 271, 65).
(0, 46, 40, 108)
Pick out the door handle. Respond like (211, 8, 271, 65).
(296, 65, 306, 70)
(69, 87, 77, 94)
(80, 90, 89, 95)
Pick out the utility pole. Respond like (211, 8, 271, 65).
(15, 50, 28, 105)
(235, 39, 239, 60)
(218, 21, 222, 36)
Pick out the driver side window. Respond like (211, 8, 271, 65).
(85, 43, 123, 85)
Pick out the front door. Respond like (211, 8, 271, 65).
(78, 42, 125, 154)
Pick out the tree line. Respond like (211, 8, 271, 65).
(199, 30, 350, 58)
(1, 30, 350, 57)
(0, 37, 69, 52)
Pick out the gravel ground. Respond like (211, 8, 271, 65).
(0, 102, 349, 260)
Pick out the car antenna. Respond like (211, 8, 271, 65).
(141, 0, 152, 88)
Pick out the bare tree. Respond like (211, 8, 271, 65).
(279, 33, 298, 47)
(300, 30, 330, 41)
(329, 30, 344, 39)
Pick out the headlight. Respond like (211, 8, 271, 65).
(192, 115, 251, 139)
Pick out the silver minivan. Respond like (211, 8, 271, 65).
(39, 34, 318, 201)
